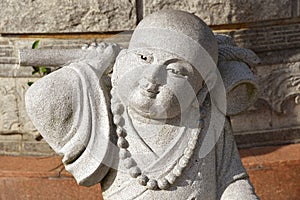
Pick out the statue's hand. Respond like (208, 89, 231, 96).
(81, 42, 122, 75)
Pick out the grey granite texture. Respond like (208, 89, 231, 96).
(144, 0, 292, 25)
(0, 0, 136, 33)
(0, 77, 37, 135)
(23, 10, 260, 199)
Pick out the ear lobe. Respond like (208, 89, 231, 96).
(218, 60, 259, 116)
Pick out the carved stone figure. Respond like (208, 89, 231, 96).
(23, 10, 260, 199)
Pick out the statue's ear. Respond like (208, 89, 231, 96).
(218, 60, 259, 116)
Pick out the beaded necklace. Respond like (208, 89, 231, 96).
(110, 88, 206, 190)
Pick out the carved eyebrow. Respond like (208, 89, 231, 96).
(163, 58, 181, 66)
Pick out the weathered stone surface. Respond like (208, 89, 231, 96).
(235, 129, 300, 148)
(0, 38, 17, 65)
(0, 64, 34, 77)
(0, 77, 56, 156)
(0, 78, 19, 132)
(0, 141, 21, 155)
(0, 78, 38, 134)
(224, 22, 300, 53)
(144, 0, 292, 25)
(5, 22, 300, 66)
(0, 0, 136, 33)
(0, 140, 54, 156)
(3, 21, 300, 67)
(22, 141, 54, 156)
(231, 62, 300, 136)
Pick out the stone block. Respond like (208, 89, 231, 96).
(144, 0, 292, 25)
(225, 23, 300, 53)
(0, 78, 19, 131)
(22, 141, 54, 156)
(230, 60, 300, 147)
(0, 38, 17, 65)
(0, 134, 22, 141)
(0, 141, 21, 155)
(0, 78, 36, 133)
(0, 0, 136, 33)
(0, 64, 34, 77)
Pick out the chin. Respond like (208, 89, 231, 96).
(129, 98, 180, 120)
(127, 88, 182, 120)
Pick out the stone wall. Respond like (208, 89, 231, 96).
(1, 0, 300, 155)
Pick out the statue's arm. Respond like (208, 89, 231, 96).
(220, 179, 259, 200)
(216, 118, 259, 200)
(25, 65, 83, 153)
(25, 43, 120, 186)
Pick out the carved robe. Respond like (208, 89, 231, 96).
(26, 62, 259, 200)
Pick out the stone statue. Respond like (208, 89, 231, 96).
(22, 10, 260, 199)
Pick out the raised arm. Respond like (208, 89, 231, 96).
(25, 43, 120, 186)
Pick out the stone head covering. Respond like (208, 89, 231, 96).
(128, 10, 259, 115)
(128, 10, 219, 90)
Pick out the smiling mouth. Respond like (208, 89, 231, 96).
(140, 88, 160, 98)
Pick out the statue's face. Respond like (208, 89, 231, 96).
(114, 48, 203, 119)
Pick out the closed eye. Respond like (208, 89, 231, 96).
(166, 63, 189, 77)
(166, 68, 181, 75)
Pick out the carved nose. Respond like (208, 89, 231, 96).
(139, 78, 160, 93)
(143, 65, 166, 85)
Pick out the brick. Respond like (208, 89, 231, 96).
(0, 156, 65, 177)
(0, 178, 103, 200)
(240, 143, 300, 200)
(144, 0, 292, 25)
(0, 156, 103, 199)
(1, 144, 299, 200)
(0, 0, 136, 33)
(220, 23, 300, 53)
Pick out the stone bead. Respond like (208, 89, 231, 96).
(119, 149, 131, 160)
(191, 130, 200, 137)
(165, 173, 176, 184)
(116, 126, 127, 137)
(124, 157, 137, 169)
(146, 179, 158, 190)
(137, 174, 149, 186)
(112, 103, 124, 114)
(184, 148, 193, 157)
(117, 137, 129, 148)
(113, 115, 125, 126)
(172, 165, 183, 176)
(188, 139, 197, 149)
(157, 178, 170, 190)
(110, 95, 119, 104)
(129, 166, 142, 178)
(179, 156, 189, 168)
